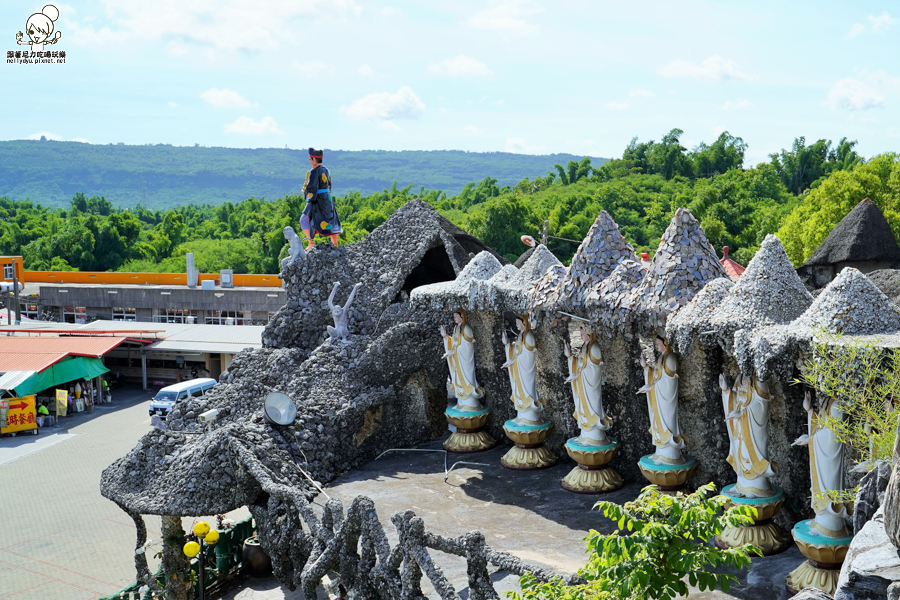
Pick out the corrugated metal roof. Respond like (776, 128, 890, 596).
(0, 337, 127, 372)
(0, 370, 36, 392)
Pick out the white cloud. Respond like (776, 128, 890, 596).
(427, 55, 493, 77)
(292, 61, 334, 78)
(846, 23, 865, 39)
(869, 11, 898, 31)
(464, 125, 483, 135)
(201, 88, 257, 108)
(506, 137, 544, 154)
(467, 0, 543, 36)
(28, 132, 62, 140)
(721, 99, 753, 110)
(344, 86, 425, 122)
(381, 6, 403, 16)
(64, 0, 362, 53)
(603, 101, 629, 111)
(71, 138, 92, 144)
(358, 65, 373, 76)
(379, 121, 402, 131)
(824, 78, 885, 111)
(657, 55, 756, 82)
(628, 89, 654, 98)
(846, 12, 897, 39)
(167, 101, 178, 107)
(224, 116, 283, 135)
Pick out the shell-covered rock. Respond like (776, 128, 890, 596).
(666, 277, 734, 355)
(633, 208, 727, 334)
(585, 258, 647, 337)
(556, 210, 635, 315)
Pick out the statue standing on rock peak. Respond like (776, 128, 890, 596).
(301, 148, 343, 249)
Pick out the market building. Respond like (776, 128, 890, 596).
(0, 258, 285, 325)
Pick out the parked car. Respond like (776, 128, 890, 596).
(148, 378, 216, 417)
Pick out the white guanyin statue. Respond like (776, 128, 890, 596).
(502, 315, 543, 424)
(439, 309, 484, 411)
(720, 373, 776, 498)
(793, 391, 851, 536)
(638, 337, 685, 465)
(565, 329, 611, 446)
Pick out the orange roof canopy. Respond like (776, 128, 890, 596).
(0, 337, 129, 373)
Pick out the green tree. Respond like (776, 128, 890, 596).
(776, 154, 900, 264)
(508, 484, 759, 600)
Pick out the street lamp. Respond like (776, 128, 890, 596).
(182, 521, 219, 600)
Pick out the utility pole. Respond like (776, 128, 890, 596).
(13, 261, 20, 324)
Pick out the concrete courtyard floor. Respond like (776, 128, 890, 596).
(227, 437, 808, 600)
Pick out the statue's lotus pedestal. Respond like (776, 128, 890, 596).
(561, 437, 624, 494)
(637, 455, 697, 494)
(443, 405, 496, 453)
(714, 484, 790, 555)
(786, 520, 852, 596)
(501, 420, 556, 470)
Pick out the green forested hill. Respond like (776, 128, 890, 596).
(1, 129, 893, 276)
(0, 140, 605, 209)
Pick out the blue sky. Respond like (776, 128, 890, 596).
(1, 0, 898, 165)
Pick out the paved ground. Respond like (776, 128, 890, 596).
(225, 439, 808, 600)
(0, 386, 248, 600)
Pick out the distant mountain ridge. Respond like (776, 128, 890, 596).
(0, 140, 606, 210)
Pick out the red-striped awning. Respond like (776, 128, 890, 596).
(0, 337, 128, 373)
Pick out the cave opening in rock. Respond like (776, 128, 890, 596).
(400, 244, 457, 296)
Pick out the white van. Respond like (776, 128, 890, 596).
(148, 378, 217, 417)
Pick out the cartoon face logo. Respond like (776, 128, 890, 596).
(16, 5, 62, 51)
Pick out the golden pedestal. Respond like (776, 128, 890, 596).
(637, 454, 697, 493)
(501, 420, 556, 470)
(714, 484, 790, 555)
(785, 519, 852, 596)
(443, 405, 495, 453)
(561, 437, 623, 494)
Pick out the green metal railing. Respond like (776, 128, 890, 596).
(99, 516, 256, 600)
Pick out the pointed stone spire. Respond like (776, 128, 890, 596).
(634, 208, 728, 333)
(557, 210, 636, 314)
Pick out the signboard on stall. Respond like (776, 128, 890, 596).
(0, 399, 8, 428)
(56, 389, 68, 418)
(0, 395, 36, 434)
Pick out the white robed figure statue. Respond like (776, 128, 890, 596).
(502, 315, 543, 424)
(720, 374, 776, 498)
(440, 309, 484, 411)
(565, 330, 611, 446)
(639, 337, 685, 465)
(793, 391, 851, 536)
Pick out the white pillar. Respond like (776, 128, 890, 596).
(142, 353, 148, 391)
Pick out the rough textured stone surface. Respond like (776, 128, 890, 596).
(794, 588, 835, 600)
(632, 208, 727, 334)
(738, 267, 900, 381)
(409, 250, 504, 312)
(836, 506, 900, 600)
(710, 234, 813, 358)
(855, 461, 892, 535)
(500, 245, 562, 312)
(556, 210, 635, 315)
(868, 269, 900, 306)
(665, 277, 734, 355)
(883, 413, 900, 550)
(585, 258, 646, 338)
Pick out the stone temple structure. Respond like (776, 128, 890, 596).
(100, 200, 900, 599)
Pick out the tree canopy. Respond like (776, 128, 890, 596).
(0, 130, 891, 273)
